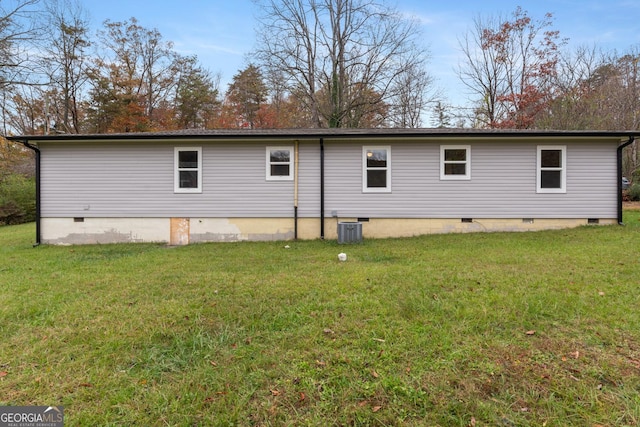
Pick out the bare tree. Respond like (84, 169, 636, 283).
(534, 45, 606, 130)
(3, 85, 46, 134)
(0, 0, 45, 134)
(458, 7, 564, 128)
(537, 46, 640, 131)
(92, 18, 180, 130)
(388, 61, 436, 128)
(0, 0, 42, 90)
(40, 0, 90, 133)
(253, 0, 432, 128)
(457, 13, 504, 127)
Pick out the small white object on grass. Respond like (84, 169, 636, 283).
(338, 253, 347, 261)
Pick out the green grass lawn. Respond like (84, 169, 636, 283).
(1, 214, 640, 426)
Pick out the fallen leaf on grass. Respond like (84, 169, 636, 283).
(323, 328, 335, 335)
(371, 370, 379, 378)
(315, 360, 326, 367)
(270, 389, 280, 396)
(209, 361, 218, 367)
(469, 417, 476, 427)
(299, 392, 306, 402)
(525, 330, 536, 336)
(0, 371, 7, 378)
(372, 406, 382, 412)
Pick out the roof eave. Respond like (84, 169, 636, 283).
(6, 128, 638, 143)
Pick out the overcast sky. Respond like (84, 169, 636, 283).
(87, 0, 640, 109)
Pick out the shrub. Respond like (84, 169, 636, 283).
(627, 182, 640, 201)
(0, 173, 36, 225)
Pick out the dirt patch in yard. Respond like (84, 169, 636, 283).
(624, 201, 640, 210)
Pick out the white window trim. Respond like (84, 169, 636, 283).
(266, 146, 294, 181)
(537, 145, 566, 194)
(362, 146, 391, 193)
(440, 145, 471, 180)
(174, 147, 202, 193)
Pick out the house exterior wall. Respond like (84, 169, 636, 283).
(39, 140, 296, 218)
(41, 218, 170, 244)
(36, 136, 620, 244)
(39, 216, 615, 245)
(321, 139, 618, 220)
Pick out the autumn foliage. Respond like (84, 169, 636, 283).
(462, 7, 564, 129)
(1, 2, 640, 135)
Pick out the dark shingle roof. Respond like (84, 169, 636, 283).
(7, 127, 637, 142)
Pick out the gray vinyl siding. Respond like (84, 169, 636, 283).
(39, 137, 618, 220)
(322, 139, 618, 219)
(40, 141, 296, 218)
(297, 143, 321, 217)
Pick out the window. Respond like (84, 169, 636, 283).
(537, 145, 566, 193)
(266, 146, 294, 180)
(441, 145, 471, 180)
(174, 147, 202, 193)
(363, 146, 391, 192)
